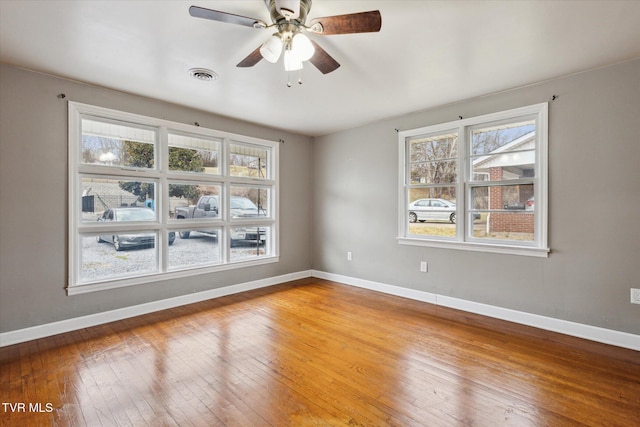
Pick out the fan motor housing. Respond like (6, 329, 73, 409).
(265, 0, 312, 25)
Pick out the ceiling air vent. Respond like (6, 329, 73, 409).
(189, 68, 218, 81)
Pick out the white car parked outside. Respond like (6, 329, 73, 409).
(408, 198, 481, 224)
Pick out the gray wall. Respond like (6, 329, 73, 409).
(2, 60, 639, 337)
(0, 64, 314, 332)
(313, 59, 640, 335)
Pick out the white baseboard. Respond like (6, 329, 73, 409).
(0, 270, 312, 347)
(312, 270, 640, 352)
(3, 269, 639, 352)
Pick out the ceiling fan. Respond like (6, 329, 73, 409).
(189, 0, 381, 85)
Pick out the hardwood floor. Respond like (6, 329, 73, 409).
(1, 278, 639, 426)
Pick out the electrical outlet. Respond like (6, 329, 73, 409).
(631, 288, 640, 304)
(420, 261, 428, 272)
(347, 251, 352, 261)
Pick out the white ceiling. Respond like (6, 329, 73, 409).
(1, 1, 639, 137)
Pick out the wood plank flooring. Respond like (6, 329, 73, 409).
(1, 278, 639, 426)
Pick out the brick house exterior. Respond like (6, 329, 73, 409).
(474, 132, 535, 234)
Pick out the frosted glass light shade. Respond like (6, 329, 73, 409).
(291, 33, 315, 61)
(260, 35, 283, 63)
(284, 49, 303, 71)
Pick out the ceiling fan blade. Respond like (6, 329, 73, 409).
(308, 40, 340, 74)
(189, 5, 266, 29)
(308, 10, 381, 35)
(237, 46, 264, 68)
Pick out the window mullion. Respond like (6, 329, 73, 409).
(77, 165, 161, 179)
(221, 138, 230, 264)
(158, 126, 168, 274)
(458, 125, 467, 242)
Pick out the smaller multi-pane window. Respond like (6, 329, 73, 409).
(69, 102, 279, 294)
(399, 103, 548, 256)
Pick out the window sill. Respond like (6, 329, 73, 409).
(67, 256, 279, 295)
(397, 237, 550, 257)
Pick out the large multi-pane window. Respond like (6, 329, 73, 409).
(398, 103, 548, 256)
(69, 102, 278, 294)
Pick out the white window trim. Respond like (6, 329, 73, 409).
(68, 102, 279, 295)
(397, 103, 549, 257)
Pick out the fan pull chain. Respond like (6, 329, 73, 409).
(286, 69, 304, 87)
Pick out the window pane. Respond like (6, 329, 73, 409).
(81, 178, 156, 222)
(168, 229, 221, 270)
(470, 184, 535, 242)
(230, 226, 270, 261)
(82, 233, 158, 282)
(229, 143, 269, 179)
(168, 134, 220, 175)
(472, 149, 536, 181)
(81, 118, 156, 169)
(408, 187, 457, 238)
(409, 132, 458, 162)
(169, 184, 221, 220)
(471, 120, 535, 156)
(471, 184, 534, 211)
(410, 160, 457, 184)
(472, 211, 534, 242)
(409, 187, 456, 204)
(471, 186, 489, 210)
(230, 186, 270, 218)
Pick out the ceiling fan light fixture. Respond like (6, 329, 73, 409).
(260, 35, 283, 63)
(291, 33, 315, 61)
(189, 2, 382, 81)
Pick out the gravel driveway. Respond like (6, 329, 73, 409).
(81, 232, 266, 283)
